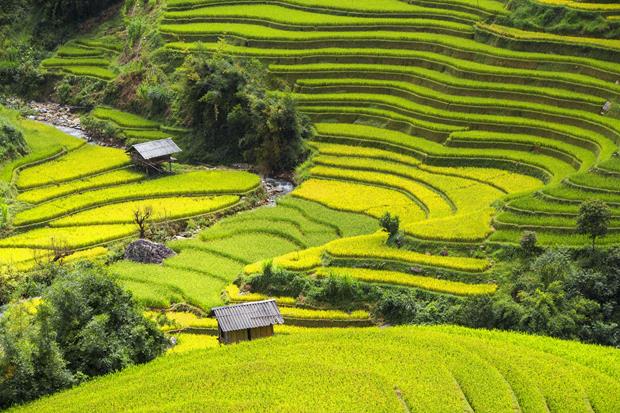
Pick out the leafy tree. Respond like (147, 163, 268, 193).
(177, 52, 312, 174)
(577, 200, 611, 249)
(0, 262, 166, 407)
(34, 0, 120, 26)
(0, 118, 28, 161)
(379, 212, 402, 247)
(0, 301, 74, 409)
(519, 231, 538, 256)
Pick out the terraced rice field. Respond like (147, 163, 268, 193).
(12, 325, 620, 413)
(157, 0, 620, 248)
(0, 114, 261, 271)
(41, 36, 122, 81)
(112, 196, 378, 314)
(79, 0, 611, 318)
(90, 107, 186, 144)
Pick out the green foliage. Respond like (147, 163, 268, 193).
(499, 0, 620, 38)
(0, 301, 74, 410)
(519, 230, 538, 256)
(577, 199, 612, 248)
(0, 118, 28, 162)
(34, 0, 121, 28)
(178, 52, 312, 173)
(379, 212, 402, 247)
(376, 289, 458, 325)
(482, 247, 620, 345)
(79, 114, 122, 142)
(0, 262, 167, 408)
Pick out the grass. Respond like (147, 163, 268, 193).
(13, 170, 259, 226)
(247, 232, 491, 274)
(0, 108, 85, 183)
(280, 307, 370, 320)
(164, 4, 475, 33)
(544, 184, 620, 203)
(271, 62, 605, 106)
(112, 261, 227, 310)
(0, 224, 136, 249)
(11, 325, 620, 412)
(446, 130, 597, 170)
(225, 284, 297, 306)
(166, 0, 481, 16)
(534, 0, 620, 12)
(91, 107, 160, 129)
(292, 178, 427, 224)
(54, 66, 116, 80)
(490, 229, 620, 246)
(479, 22, 620, 52)
(306, 102, 612, 168)
(417, 164, 544, 194)
(50, 195, 239, 226)
(495, 210, 620, 229)
(567, 172, 620, 192)
(312, 123, 575, 183)
(164, 33, 620, 81)
(17, 169, 145, 204)
(16, 144, 131, 189)
(315, 267, 497, 295)
(296, 77, 620, 136)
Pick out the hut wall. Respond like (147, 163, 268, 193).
(222, 329, 250, 344)
(221, 325, 274, 344)
(250, 325, 274, 340)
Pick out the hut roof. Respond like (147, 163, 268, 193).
(212, 300, 284, 333)
(129, 138, 181, 160)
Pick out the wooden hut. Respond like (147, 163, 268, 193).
(211, 300, 284, 344)
(126, 138, 181, 173)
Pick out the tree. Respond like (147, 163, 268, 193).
(0, 263, 166, 407)
(520, 231, 538, 256)
(34, 0, 120, 25)
(577, 200, 611, 249)
(177, 52, 312, 174)
(380, 212, 402, 247)
(133, 206, 153, 239)
(0, 118, 28, 162)
(0, 301, 74, 409)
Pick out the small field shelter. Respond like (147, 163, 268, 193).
(126, 138, 181, 173)
(211, 299, 284, 344)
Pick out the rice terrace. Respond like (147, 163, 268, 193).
(0, 0, 619, 411)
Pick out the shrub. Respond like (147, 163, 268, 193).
(80, 114, 122, 143)
(0, 118, 28, 161)
(520, 231, 538, 256)
(379, 212, 403, 247)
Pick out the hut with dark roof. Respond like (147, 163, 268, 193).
(211, 299, 284, 344)
(126, 138, 181, 173)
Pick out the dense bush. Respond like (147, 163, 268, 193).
(0, 118, 28, 161)
(34, 0, 121, 27)
(499, 0, 620, 38)
(0, 262, 167, 408)
(177, 52, 312, 174)
(474, 247, 620, 346)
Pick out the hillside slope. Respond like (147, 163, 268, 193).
(11, 326, 620, 413)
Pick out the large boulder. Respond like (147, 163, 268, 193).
(124, 239, 175, 264)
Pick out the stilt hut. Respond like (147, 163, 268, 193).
(126, 138, 181, 174)
(211, 300, 284, 344)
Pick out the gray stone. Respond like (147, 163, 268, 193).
(124, 239, 175, 264)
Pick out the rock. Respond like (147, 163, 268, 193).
(124, 239, 175, 264)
